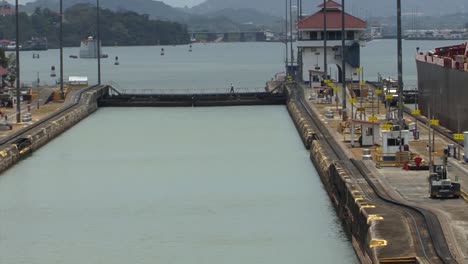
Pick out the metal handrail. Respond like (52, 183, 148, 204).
(114, 87, 266, 95)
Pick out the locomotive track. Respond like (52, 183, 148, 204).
(0, 85, 103, 147)
(294, 88, 458, 264)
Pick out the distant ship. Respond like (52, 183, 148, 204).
(0, 37, 47, 51)
(79, 36, 107, 59)
(416, 42, 468, 132)
(405, 30, 468, 40)
(369, 22, 383, 40)
(23, 37, 48, 51)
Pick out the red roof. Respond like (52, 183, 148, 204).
(298, 9, 366, 30)
(0, 67, 8, 75)
(317, 0, 342, 9)
(0, 6, 14, 16)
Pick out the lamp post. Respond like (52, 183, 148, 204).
(299, 0, 302, 18)
(323, 0, 327, 80)
(285, 0, 288, 75)
(15, 0, 21, 123)
(289, 0, 294, 70)
(397, 0, 404, 151)
(457, 106, 461, 160)
(297, 0, 302, 81)
(428, 104, 432, 174)
(97, 0, 101, 85)
(60, 0, 64, 99)
(341, 0, 346, 121)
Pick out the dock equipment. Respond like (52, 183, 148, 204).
(98, 87, 286, 107)
(429, 164, 461, 199)
(428, 146, 461, 199)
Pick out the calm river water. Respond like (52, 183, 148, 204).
(0, 107, 358, 263)
(0, 39, 461, 263)
(10, 39, 463, 89)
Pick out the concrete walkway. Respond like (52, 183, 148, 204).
(299, 80, 468, 262)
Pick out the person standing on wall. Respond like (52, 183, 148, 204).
(230, 83, 235, 94)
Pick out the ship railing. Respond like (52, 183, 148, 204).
(415, 53, 426, 62)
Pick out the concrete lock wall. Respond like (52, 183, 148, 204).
(286, 87, 315, 149)
(286, 88, 378, 264)
(0, 145, 20, 172)
(0, 87, 104, 174)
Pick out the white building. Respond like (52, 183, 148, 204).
(370, 22, 383, 39)
(381, 130, 410, 154)
(79, 36, 103, 59)
(296, 0, 367, 85)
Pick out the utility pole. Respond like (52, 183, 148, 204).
(297, 0, 300, 22)
(397, 0, 404, 151)
(297, 0, 302, 81)
(358, 66, 365, 120)
(323, 0, 327, 80)
(299, 0, 302, 18)
(457, 106, 461, 160)
(341, 0, 347, 121)
(97, 0, 101, 85)
(285, 0, 289, 75)
(60, 0, 64, 99)
(372, 82, 375, 145)
(414, 89, 419, 140)
(428, 104, 432, 174)
(432, 96, 436, 153)
(289, 0, 294, 70)
(15, 0, 21, 123)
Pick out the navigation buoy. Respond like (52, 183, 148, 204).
(189, 44, 192, 52)
(50, 66, 56, 77)
(114, 56, 119, 65)
(161, 48, 165, 56)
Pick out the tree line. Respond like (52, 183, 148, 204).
(0, 4, 190, 48)
(0, 48, 16, 87)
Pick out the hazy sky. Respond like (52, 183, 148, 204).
(8, 0, 206, 8)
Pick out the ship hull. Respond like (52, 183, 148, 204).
(416, 60, 468, 132)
